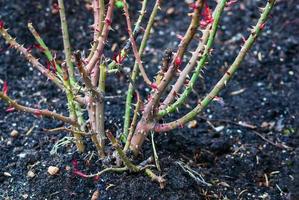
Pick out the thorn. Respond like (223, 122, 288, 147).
(259, 22, 266, 30)
(176, 34, 184, 41)
(226, 0, 238, 7)
(241, 35, 246, 44)
(6, 106, 15, 112)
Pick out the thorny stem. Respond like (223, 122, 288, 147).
(150, 0, 203, 110)
(87, 0, 105, 61)
(0, 92, 76, 125)
(107, 0, 148, 71)
(74, 51, 103, 101)
(122, 0, 152, 86)
(27, 23, 63, 75)
(107, 131, 165, 188)
(124, 92, 141, 152)
(27, 24, 87, 137)
(129, 0, 203, 153)
(62, 64, 85, 152)
(159, 24, 211, 111)
(95, 63, 107, 157)
(122, 0, 162, 141)
(154, 0, 276, 132)
(86, 0, 115, 73)
(107, 131, 139, 172)
(57, 1, 86, 139)
(58, 0, 76, 85)
(158, 0, 227, 117)
(0, 27, 64, 90)
(86, 167, 128, 178)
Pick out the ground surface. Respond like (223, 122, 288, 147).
(0, 0, 298, 199)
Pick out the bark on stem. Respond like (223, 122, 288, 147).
(27, 23, 63, 75)
(95, 63, 107, 157)
(158, 0, 227, 117)
(107, 0, 148, 71)
(122, 0, 162, 141)
(58, 0, 75, 85)
(62, 64, 85, 152)
(85, 0, 115, 73)
(0, 92, 76, 125)
(130, 0, 203, 153)
(159, 24, 211, 111)
(87, 0, 105, 61)
(122, 0, 153, 86)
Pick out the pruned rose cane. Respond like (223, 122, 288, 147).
(0, 0, 277, 186)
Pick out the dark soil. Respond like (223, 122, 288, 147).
(0, 0, 299, 199)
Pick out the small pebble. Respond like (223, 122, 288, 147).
(4, 172, 12, 177)
(187, 120, 198, 128)
(91, 189, 100, 200)
(65, 165, 71, 171)
(22, 194, 29, 199)
(47, 166, 59, 176)
(10, 130, 19, 137)
(27, 170, 35, 178)
(166, 7, 175, 15)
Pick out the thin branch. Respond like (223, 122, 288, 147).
(44, 126, 95, 136)
(122, 0, 152, 86)
(148, 0, 203, 111)
(154, 0, 276, 132)
(58, 0, 75, 84)
(61, 63, 85, 152)
(160, 24, 211, 111)
(0, 27, 64, 90)
(95, 63, 107, 157)
(144, 168, 166, 189)
(158, 0, 226, 117)
(151, 132, 161, 171)
(0, 92, 76, 125)
(27, 22, 63, 75)
(74, 51, 103, 101)
(106, 131, 139, 172)
(86, 0, 115, 73)
(86, 166, 128, 178)
(87, 0, 105, 61)
(107, 0, 147, 71)
(122, 0, 162, 141)
(124, 92, 142, 152)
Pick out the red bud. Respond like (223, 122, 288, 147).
(0, 20, 4, 29)
(105, 18, 112, 26)
(2, 81, 8, 95)
(150, 83, 158, 90)
(175, 57, 182, 66)
(200, 2, 214, 28)
(34, 109, 42, 116)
